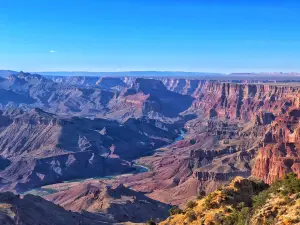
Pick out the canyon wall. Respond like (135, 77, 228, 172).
(124, 79, 300, 200)
(166, 79, 300, 184)
(1, 73, 300, 193)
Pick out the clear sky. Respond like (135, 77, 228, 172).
(0, 0, 300, 73)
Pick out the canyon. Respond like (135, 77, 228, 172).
(0, 71, 299, 224)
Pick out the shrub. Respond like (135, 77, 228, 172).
(169, 206, 183, 216)
(281, 173, 300, 194)
(204, 193, 216, 209)
(223, 209, 239, 225)
(186, 200, 197, 209)
(186, 210, 197, 222)
(237, 207, 251, 225)
(197, 190, 206, 199)
(252, 189, 270, 210)
(237, 202, 245, 209)
(223, 207, 250, 225)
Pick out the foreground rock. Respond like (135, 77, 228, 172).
(160, 174, 300, 225)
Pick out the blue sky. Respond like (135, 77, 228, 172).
(0, 0, 300, 73)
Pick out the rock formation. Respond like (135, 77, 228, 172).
(0, 192, 117, 225)
(0, 71, 299, 223)
(46, 180, 171, 223)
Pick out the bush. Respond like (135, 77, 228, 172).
(252, 189, 269, 210)
(223, 209, 239, 225)
(186, 210, 197, 222)
(236, 202, 245, 209)
(281, 173, 300, 194)
(204, 193, 216, 209)
(169, 206, 183, 216)
(237, 207, 250, 225)
(186, 200, 197, 209)
(223, 207, 250, 225)
(197, 190, 206, 199)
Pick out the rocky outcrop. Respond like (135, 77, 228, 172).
(46, 181, 171, 223)
(0, 192, 117, 225)
(160, 174, 300, 225)
(252, 108, 300, 183)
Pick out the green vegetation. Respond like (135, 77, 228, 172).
(169, 206, 183, 216)
(203, 193, 218, 209)
(186, 200, 197, 209)
(223, 207, 251, 225)
(161, 174, 300, 225)
(186, 210, 197, 222)
(197, 190, 206, 199)
(252, 172, 300, 211)
(228, 173, 300, 225)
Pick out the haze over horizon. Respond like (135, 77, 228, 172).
(1, 0, 300, 72)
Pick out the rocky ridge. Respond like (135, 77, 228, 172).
(46, 180, 171, 223)
(160, 174, 300, 225)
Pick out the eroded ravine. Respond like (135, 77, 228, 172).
(25, 129, 186, 196)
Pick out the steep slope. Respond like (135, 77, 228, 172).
(160, 174, 300, 225)
(252, 108, 300, 183)
(122, 81, 300, 206)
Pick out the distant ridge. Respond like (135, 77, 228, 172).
(2, 70, 300, 81)
(34, 71, 225, 77)
(0, 70, 18, 77)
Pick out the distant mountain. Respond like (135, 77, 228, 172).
(36, 71, 225, 77)
(0, 70, 18, 78)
